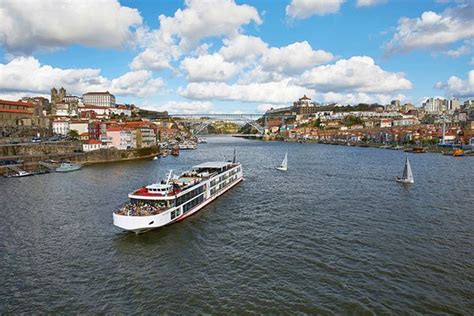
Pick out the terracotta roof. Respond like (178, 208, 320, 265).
(107, 127, 125, 132)
(0, 99, 33, 107)
(79, 132, 89, 136)
(0, 108, 32, 114)
(81, 105, 110, 109)
(86, 139, 102, 145)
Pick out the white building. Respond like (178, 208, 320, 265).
(447, 98, 461, 112)
(69, 121, 89, 135)
(110, 105, 132, 117)
(82, 91, 116, 107)
(423, 98, 446, 114)
(78, 105, 110, 118)
(52, 119, 70, 136)
(82, 139, 104, 152)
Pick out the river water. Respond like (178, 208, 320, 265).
(1, 137, 473, 314)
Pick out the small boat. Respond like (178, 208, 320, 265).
(171, 146, 179, 156)
(443, 148, 465, 157)
(56, 162, 81, 173)
(10, 170, 35, 177)
(197, 138, 207, 144)
(276, 151, 288, 171)
(153, 156, 159, 160)
(396, 156, 414, 184)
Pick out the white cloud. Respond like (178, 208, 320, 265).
(435, 70, 474, 98)
(219, 35, 268, 63)
(257, 103, 288, 112)
(0, 0, 142, 54)
(131, 0, 261, 70)
(180, 54, 241, 82)
(180, 79, 313, 104)
(238, 65, 286, 84)
(147, 100, 214, 114)
(384, 4, 474, 55)
(261, 41, 334, 74)
(321, 92, 406, 105)
(0, 57, 164, 99)
(286, 0, 344, 19)
(297, 56, 412, 93)
(444, 40, 472, 58)
(356, 0, 387, 7)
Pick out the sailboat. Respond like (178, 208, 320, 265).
(276, 151, 288, 171)
(396, 156, 414, 184)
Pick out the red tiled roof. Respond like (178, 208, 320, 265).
(0, 99, 33, 107)
(107, 127, 123, 132)
(86, 139, 102, 144)
(0, 108, 32, 114)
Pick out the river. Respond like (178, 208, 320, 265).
(0, 136, 472, 314)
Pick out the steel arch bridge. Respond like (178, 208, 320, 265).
(152, 113, 296, 136)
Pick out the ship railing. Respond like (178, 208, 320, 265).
(114, 201, 169, 217)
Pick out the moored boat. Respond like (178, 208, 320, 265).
(9, 170, 35, 178)
(113, 161, 243, 233)
(443, 148, 465, 157)
(56, 162, 81, 172)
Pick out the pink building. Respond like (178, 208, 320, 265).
(106, 127, 134, 150)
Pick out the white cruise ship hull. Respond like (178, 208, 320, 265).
(113, 164, 243, 234)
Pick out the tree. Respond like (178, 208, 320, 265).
(68, 129, 79, 140)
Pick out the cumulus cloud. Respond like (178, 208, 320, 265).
(0, 0, 142, 54)
(384, 4, 474, 56)
(147, 100, 214, 114)
(320, 92, 406, 105)
(219, 35, 268, 63)
(131, 0, 261, 70)
(444, 39, 473, 58)
(435, 70, 474, 98)
(356, 0, 387, 7)
(180, 79, 313, 104)
(180, 54, 241, 82)
(286, 0, 344, 19)
(0, 57, 164, 99)
(261, 41, 334, 74)
(297, 56, 412, 93)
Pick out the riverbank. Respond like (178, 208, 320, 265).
(234, 135, 474, 155)
(0, 145, 160, 175)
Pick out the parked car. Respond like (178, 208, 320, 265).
(31, 137, 42, 143)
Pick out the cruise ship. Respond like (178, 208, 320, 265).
(113, 161, 243, 233)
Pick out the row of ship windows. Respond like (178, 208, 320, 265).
(176, 185, 204, 206)
(171, 195, 204, 220)
(210, 174, 238, 195)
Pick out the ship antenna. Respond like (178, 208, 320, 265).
(232, 148, 236, 163)
(165, 169, 173, 185)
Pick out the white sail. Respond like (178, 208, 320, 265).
(405, 157, 414, 182)
(276, 151, 288, 171)
(397, 156, 414, 183)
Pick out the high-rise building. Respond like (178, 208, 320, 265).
(423, 98, 446, 114)
(447, 97, 461, 112)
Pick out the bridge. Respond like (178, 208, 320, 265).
(150, 113, 296, 136)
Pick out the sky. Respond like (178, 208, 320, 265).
(0, 0, 472, 114)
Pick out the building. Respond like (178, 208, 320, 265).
(69, 121, 89, 135)
(110, 104, 132, 117)
(106, 127, 134, 150)
(0, 99, 34, 127)
(52, 118, 70, 136)
(83, 91, 116, 107)
(423, 98, 447, 114)
(447, 98, 461, 113)
(78, 105, 110, 118)
(463, 99, 473, 109)
(82, 139, 104, 152)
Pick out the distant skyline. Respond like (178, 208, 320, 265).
(0, 0, 472, 113)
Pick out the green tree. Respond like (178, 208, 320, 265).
(68, 129, 79, 140)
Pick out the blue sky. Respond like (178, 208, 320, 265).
(0, 0, 472, 113)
